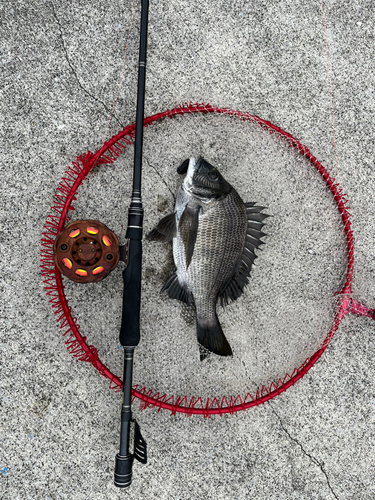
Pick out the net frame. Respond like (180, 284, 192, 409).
(40, 102, 375, 416)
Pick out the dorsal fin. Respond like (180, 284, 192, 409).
(219, 204, 268, 307)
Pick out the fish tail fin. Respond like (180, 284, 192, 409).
(196, 316, 233, 358)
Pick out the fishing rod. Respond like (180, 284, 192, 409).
(114, 0, 149, 488)
(52, 0, 150, 486)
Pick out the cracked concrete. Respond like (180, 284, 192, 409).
(144, 156, 177, 202)
(1, 1, 375, 499)
(269, 404, 339, 500)
(50, 1, 124, 128)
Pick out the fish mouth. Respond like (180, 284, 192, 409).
(183, 157, 212, 194)
(183, 157, 226, 202)
(182, 157, 213, 203)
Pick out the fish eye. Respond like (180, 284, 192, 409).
(208, 170, 218, 180)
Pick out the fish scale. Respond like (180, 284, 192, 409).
(176, 190, 247, 325)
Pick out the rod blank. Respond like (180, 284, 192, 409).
(115, 0, 149, 488)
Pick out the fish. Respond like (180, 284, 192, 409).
(147, 157, 268, 359)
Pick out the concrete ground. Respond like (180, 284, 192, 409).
(1, 1, 374, 499)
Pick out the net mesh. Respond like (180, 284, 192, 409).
(41, 103, 373, 415)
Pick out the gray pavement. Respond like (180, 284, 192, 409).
(1, 1, 374, 499)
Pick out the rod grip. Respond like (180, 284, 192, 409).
(119, 239, 142, 346)
(114, 453, 133, 488)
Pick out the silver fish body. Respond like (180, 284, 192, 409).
(147, 157, 268, 358)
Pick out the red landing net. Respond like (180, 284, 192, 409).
(40, 103, 375, 416)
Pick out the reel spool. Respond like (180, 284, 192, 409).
(53, 220, 125, 284)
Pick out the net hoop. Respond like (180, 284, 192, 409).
(41, 102, 356, 416)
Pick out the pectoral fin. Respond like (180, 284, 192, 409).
(178, 205, 200, 269)
(147, 212, 176, 242)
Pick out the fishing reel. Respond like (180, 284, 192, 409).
(54, 220, 128, 283)
(54, 159, 190, 284)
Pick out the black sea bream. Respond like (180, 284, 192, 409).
(147, 157, 268, 359)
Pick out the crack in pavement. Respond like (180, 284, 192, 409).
(269, 404, 339, 500)
(50, 1, 124, 129)
(144, 157, 176, 203)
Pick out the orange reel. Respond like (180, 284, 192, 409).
(53, 220, 122, 283)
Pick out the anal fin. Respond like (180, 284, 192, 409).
(161, 273, 192, 305)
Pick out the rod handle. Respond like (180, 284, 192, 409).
(119, 239, 142, 346)
(114, 453, 133, 488)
